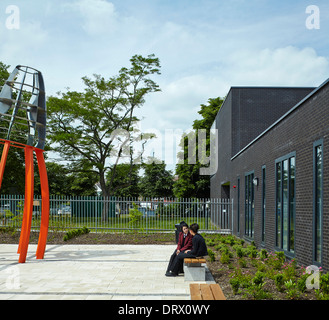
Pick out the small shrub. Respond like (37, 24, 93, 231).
(252, 271, 265, 286)
(259, 249, 268, 260)
(208, 249, 215, 262)
(284, 279, 299, 300)
(230, 278, 240, 294)
(297, 274, 308, 293)
(63, 227, 90, 241)
(220, 253, 230, 264)
(238, 257, 247, 268)
(274, 273, 284, 292)
(320, 273, 329, 295)
(275, 251, 285, 263)
(235, 246, 244, 258)
(247, 283, 271, 300)
(206, 239, 215, 246)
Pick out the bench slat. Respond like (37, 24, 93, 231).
(190, 283, 226, 300)
(209, 284, 226, 300)
(189, 284, 202, 300)
(200, 284, 215, 300)
(184, 258, 206, 264)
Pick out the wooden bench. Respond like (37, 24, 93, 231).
(184, 258, 207, 265)
(189, 283, 226, 300)
(184, 258, 207, 281)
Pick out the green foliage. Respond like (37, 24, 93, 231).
(207, 249, 215, 262)
(173, 97, 224, 198)
(106, 163, 140, 197)
(63, 227, 90, 241)
(128, 203, 143, 229)
(284, 279, 299, 299)
(252, 271, 265, 286)
(259, 249, 268, 260)
(238, 257, 247, 268)
(320, 273, 329, 295)
(139, 161, 174, 198)
(155, 202, 180, 217)
(274, 273, 285, 291)
(297, 273, 308, 293)
(220, 253, 230, 264)
(47, 54, 161, 199)
(230, 278, 240, 294)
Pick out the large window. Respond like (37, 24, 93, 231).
(314, 140, 323, 264)
(245, 172, 254, 238)
(276, 154, 295, 254)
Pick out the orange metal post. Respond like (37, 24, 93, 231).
(0, 141, 10, 188)
(18, 146, 34, 263)
(35, 149, 49, 259)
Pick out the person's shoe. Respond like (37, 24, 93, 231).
(165, 271, 177, 277)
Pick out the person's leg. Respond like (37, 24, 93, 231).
(170, 252, 195, 276)
(166, 250, 177, 273)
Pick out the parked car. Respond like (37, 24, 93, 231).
(57, 205, 71, 216)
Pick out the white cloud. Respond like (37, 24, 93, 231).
(63, 0, 117, 35)
(0, 20, 48, 68)
(225, 46, 329, 87)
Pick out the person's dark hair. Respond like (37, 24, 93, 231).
(189, 223, 199, 234)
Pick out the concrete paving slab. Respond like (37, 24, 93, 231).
(0, 244, 215, 300)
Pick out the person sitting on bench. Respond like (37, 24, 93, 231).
(165, 222, 193, 276)
(166, 223, 208, 277)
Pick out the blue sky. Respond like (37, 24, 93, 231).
(0, 0, 328, 167)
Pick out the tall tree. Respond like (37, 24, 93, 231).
(106, 163, 140, 198)
(139, 159, 174, 198)
(47, 54, 161, 216)
(173, 97, 224, 198)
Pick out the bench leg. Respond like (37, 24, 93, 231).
(184, 264, 206, 281)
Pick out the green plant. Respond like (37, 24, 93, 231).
(275, 251, 285, 263)
(252, 271, 265, 286)
(246, 245, 258, 259)
(320, 273, 329, 295)
(128, 203, 143, 229)
(297, 273, 308, 293)
(63, 226, 90, 241)
(208, 249, 215, 262)
(284, 279, 299, 299)
(230, 278, 240, 294)
(238, 257, 247, 268)
(259, 249, 268, 260)
(274, 273, 284, 292)
(234, 245, 244, 258)
(220, 253, 230, 264)
(246, 283, 272, 300)
(206, 239, 215, 246)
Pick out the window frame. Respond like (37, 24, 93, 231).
(313, 139, 323, 266)
(261, 165, 266, 244)
(244, 170, 254, 239)
(275, 152, 296, 257)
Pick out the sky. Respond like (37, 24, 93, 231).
(0, 0, 329, 170)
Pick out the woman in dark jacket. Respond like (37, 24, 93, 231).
(166, 223, 193, 275)
(166, 223, 208, 277)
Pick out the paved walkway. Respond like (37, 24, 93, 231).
(0, 244, 215, 300)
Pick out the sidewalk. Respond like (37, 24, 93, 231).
(0, 244, 215, 300)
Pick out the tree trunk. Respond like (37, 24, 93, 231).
(99, 171, 110, 222)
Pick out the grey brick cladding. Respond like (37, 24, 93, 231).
(210, 81, 329, 270)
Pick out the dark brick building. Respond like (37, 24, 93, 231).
(210, 80, 329, 270)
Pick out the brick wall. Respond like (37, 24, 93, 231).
(211, 82, 329, 270)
